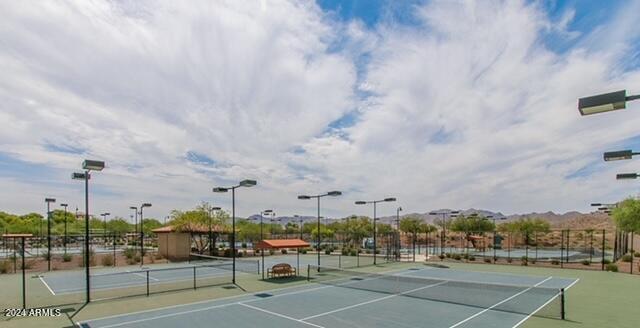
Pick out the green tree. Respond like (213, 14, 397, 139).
(498, 217, 550, 245)
(611, 198, 640, 232)
(400, 216, 423, 250)
(170, 203, 231, 253)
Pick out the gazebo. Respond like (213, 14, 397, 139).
(153, 223, 228, 261)
(255, 239, 310, 278)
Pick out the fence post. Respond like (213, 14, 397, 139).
(566, 229, 570, 263)
(193, 266, 197, 289)
(306, 264, 310, 281)
(21, 237, 26, 309)
(601, 230, 606, 271)
(146, 271, 150, 296)
(630, 232, 634, 275)
(560, 288, 565, 320)
(113, 233, 117, 267)
(560, 231, 564, 268)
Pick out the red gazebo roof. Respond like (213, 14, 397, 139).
(255, 239, 310, 249)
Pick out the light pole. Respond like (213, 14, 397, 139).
(72, 159, 105, 303)
(355, 197, 396, 265)
(260, 209, 273, 280)
(396, 207, 402, 261)
(298, 191, 342, 268)
(578, 90, 640, 116)
(129, 207, 138, 248)
(100, 212, 110, 232)
(208, 206, 221, 256)
(140, 203, 152, 265)
(213, 179, 257, 284)
(45, 198, 56, 271)
(429, 210, 459, 255)
(60, 203, 68, 254)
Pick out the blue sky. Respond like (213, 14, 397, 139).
(1, 0, 639, 221)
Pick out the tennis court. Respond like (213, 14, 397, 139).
(77, 265, 578, 328)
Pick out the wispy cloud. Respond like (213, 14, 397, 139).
(1, 0, 639, 219)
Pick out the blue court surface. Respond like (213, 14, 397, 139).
(77, 266, 578, 328)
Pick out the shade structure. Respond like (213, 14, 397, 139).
(255, 239, 310, 249)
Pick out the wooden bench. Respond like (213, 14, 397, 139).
(267, 263, 296, 278)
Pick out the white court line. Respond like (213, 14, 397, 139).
(39, 276, 56, 295)
(239, 303, 325, 328)
(511, 277, 580, 328)
(448, 276, 553, 328)
(301, 280, 450, 321)
(126, 271, 160, 282)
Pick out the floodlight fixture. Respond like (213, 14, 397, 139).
(598, 207, 609, 211)
(45, 198, 56, 203)
(604, 150, 638, 161)
(355, 201, 367, 205)
(384, 198, 396, 202)
(590, 203, 602, 207)
(298, 195, 311, 199)
(578, 90, 639, 116)
(213, 187, 229, 193)
(239, 179, 257, 187)
(617, 173, 639, 180)
(72, 172, 88, 180)
(327, 191, 342, 196)
(211, 206, 221, 211)
(82, 160, 105, 171)
(141, 203, 152, 208)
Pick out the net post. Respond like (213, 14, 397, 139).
(560, 288, 565, 320)
(193, 266, 197, 290)
(146, 271, 150, 296)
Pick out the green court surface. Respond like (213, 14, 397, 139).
(0, 262, 636, 328)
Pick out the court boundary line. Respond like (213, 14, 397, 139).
(511, 277, 580, 328)
(447, 276, 553, 328)
(240, 303, 326, 328)
(126, 270, 159, 282)
(300, 280, 450, 321)
(39, 275, 56, 295)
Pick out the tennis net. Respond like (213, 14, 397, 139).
(307, 265, 565, 320)
(189, 253, 259, 274)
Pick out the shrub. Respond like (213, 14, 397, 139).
(462, 254, 469, 260)
(530, 259, 536, 264)
(241, 243, 247, 249)
(445, 253, 451, 258)
(601, 259, 611, 265)
(520, 256, 528, 266)
(468, 256, 475, 261)
(453, 254, 462, 261)
(325, 249, 331, 255)
(605, 264, 618, 272)
(341, 248, 349, 256)
(237, 251, 243, 258)
(551, 259, 560, 265)
(269, 249, 275, 255)
(281, 249, 288, 255)
(439, 254, 445, 260)
(621, 254, 632, 262)
(301, 249, 307, 254)
(42, 251, 51, 261)
(357, 249, 363, 254)
(101, 254, 114, 267)
(349, 250, 357, 256)
(21, 260, 34, 270)
(0, 260, 11, 273)
(484, 258, 491, 263)
(634, 252, 640, 258)
(581, 260, 590, 266)
(493, 256, 498, 262)
(124, 248, 135, 259)
(506, 258, 513, 263)
(62, 253, 73, 262)
(365, 249, 371, 254)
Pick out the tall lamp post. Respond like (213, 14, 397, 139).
(396, 207, 402, 261)
(139, 203, 152, 265)
(429, 210, 460, 255)
(298, 191, 342, 268)
(129, 207, 138, 248)
(208, 206, 221, 256)
(100, 212, 110, 249)
(45, 198, 56, 271)
(213, 179, 257, 284)
(60, 203, 68, 254)
(72, 159, 105, 303)
(260, 209, 273, 279)
(355, 197, 396, 265)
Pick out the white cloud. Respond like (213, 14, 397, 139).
(1, 0, 640, 220)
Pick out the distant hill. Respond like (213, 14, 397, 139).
(244, 208, 614, 231)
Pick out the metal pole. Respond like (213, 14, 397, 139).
(64, 206, 68, 254)
(140, 208, 144, 266)
(317, 196, 320, 268)
(601, 230, 606, 271)
(560, 288, 565, 320)
(373, 201, 377, 265)
(209, 208, 213, 256)
(261, 214, 264, 280)
(21, 237, 26, 309)
(84, 170, 90, 303)
(113, 232, 116, 266)
(47, 201, 51, 271)
(630, 232, 634, 275)
(232, 187, 236, 284)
